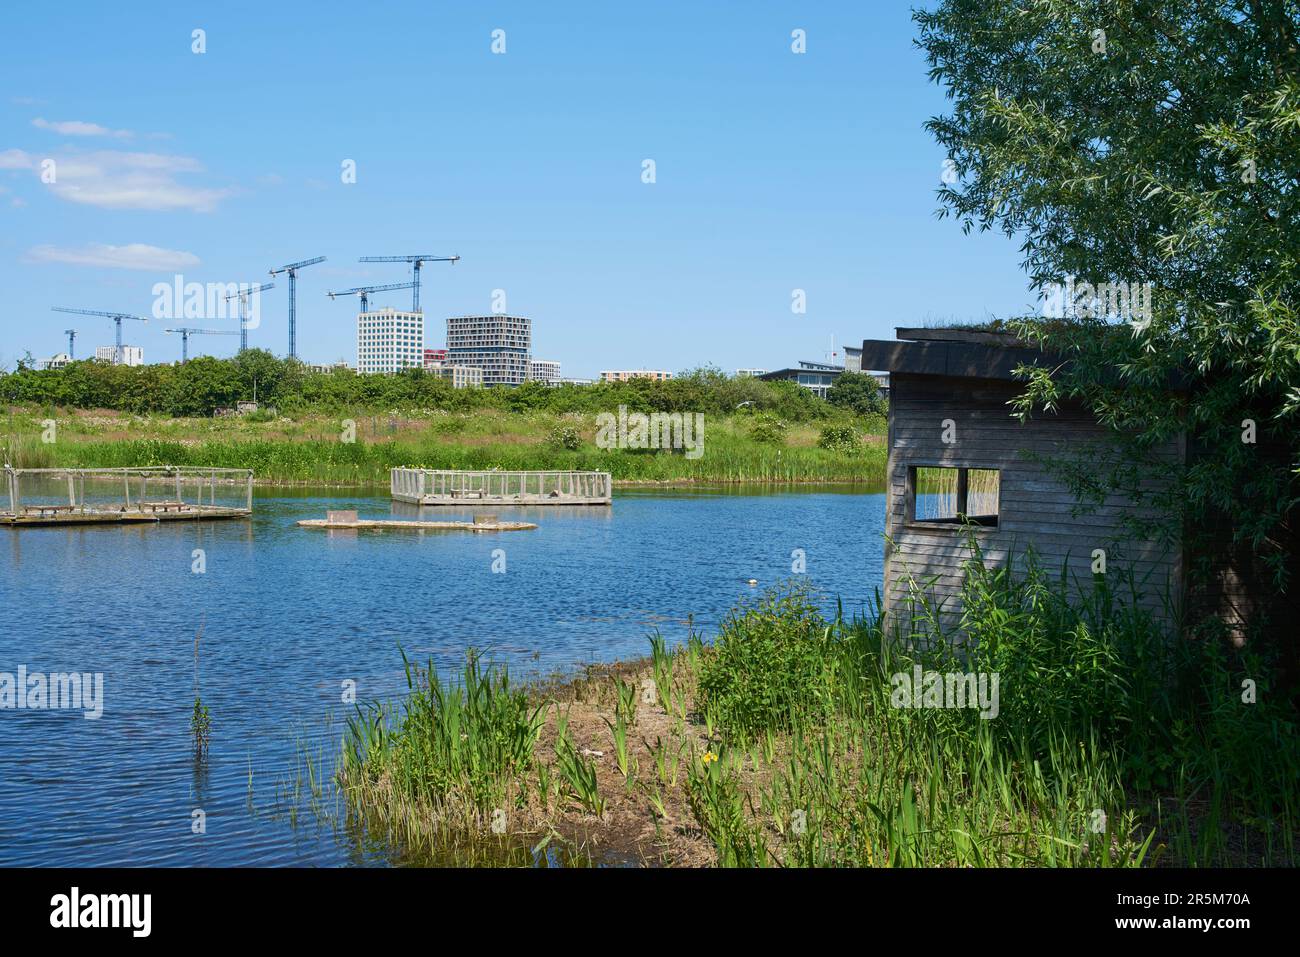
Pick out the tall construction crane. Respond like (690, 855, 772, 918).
(165, 327, 240, 363)
(223, 282, 275, 353)
(356, 255, 458, 311)
(327, 282, 415, 313)
(64, 329, 76, 360)
(51, 307, 148, 365)
(269, 255, 326, 360)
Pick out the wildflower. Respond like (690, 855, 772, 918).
(702, 751, 718, 765)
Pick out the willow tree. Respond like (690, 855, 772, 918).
(916, 1, 1300, 646)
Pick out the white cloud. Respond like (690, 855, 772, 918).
(0, 149, 34, 169)
(33, 117, 133, 138)
(44, 150, 234, 212)
(25, 242, 201, 271)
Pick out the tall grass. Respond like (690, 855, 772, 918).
(685, 556, 1297, 866)
(341, 650, 545, 836)
(9, 408, 887, 486)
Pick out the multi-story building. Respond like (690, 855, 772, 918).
(356, 308, 424, 374)
(40, 353, 73, 370)
(758, 360, 843, 399)
(735, 368, 768, 378)
(95, 345, 143, 367)
(426, 361, 484, 389)
(528, 359, 561, 384)
(423, 347, 448, 368)
(599, 369, 672, 383)
(446, 315, 531, 386)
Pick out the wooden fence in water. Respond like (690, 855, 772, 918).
(2, 466, 254, 526)
(390, 469, 612, 506)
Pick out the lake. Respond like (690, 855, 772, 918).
(0, 485, 885, 866)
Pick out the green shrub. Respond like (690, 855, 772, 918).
(748, 414, 788, 445)
(817, 425, 860, 453)
(547, 424, 582, 451)
(697, 586, 835, 737)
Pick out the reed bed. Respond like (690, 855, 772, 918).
(8, 411, 887, 486)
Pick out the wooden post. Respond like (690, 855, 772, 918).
(175, 471, 182, 503)
(67, 473, 75, 507)
(124, 473, 131, 509)
(79, 472, 85, 513)
(7, 470, 16, 515)
(246, 471, 253, 511)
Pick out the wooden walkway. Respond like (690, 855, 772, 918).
(391, 469, 612, 506)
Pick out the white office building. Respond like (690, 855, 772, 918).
(357, 308, 424, 374)
(529, 359, 561, 384)
(95, 345, 143, 366)
(40, 353, 73, 370)
(426, 361, 484, 389)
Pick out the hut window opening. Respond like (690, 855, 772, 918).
(910, 466, 999, 527)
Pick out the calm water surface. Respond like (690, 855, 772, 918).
(0, 485, 884, 865)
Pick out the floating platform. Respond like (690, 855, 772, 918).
(391, 469, 612, 506)
(2, 505, 250, 526)
(2, 466, 254, 527)
(298, 510, 535, 532)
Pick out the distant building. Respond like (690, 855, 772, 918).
(558, 377, 594, 386)
(423, 347, 448, 368)
(735, 368, 768, 378)
(843, 346, 862, 373)
(426, 362, 484, 389)
(529, 359, 561, 384)
(758, 361, 843, 399)
(600, 369, 672, 383)
(308, 361, 352, 374)
(446, 315, 531, 386)
(39, 353, 72, 370)
(95, 345, 143, 367)
(357, 308, 424, 374)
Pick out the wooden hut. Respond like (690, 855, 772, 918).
(859, 327, 1297, 647)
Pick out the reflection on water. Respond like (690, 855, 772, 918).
(0, 485, 885, 865)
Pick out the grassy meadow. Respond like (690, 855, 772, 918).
(0, 406, 887, 486)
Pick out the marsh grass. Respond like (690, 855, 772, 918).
(10, 408, 886, 486)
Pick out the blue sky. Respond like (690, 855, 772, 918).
(0, 1, 1033, 376)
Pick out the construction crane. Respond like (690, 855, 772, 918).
(223, 282, 275, 353)
(64, 329, 76, 360)
(51, 307, 148, 365)
(165, 327, 240, 363)
(268, 255, 326, 360)
(356, 255, 458, 311)
(327, 282, 415, 313)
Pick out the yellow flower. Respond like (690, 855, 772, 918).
(702, 751, 718, 765)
